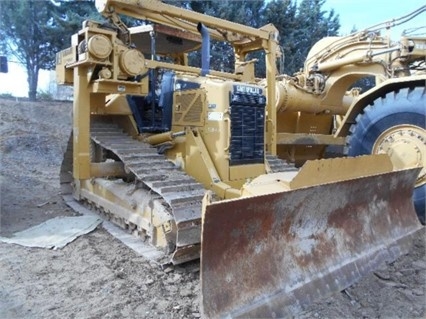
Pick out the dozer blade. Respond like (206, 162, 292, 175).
(200, 167, 422, 318)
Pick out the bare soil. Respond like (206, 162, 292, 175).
(0, 97, 424, 319)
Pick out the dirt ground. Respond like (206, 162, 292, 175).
(0, 97, 424, 319)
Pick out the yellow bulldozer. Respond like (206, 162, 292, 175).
(56, 0, 424, 317)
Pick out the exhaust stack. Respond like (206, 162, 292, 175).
(197, 23, 210, 76)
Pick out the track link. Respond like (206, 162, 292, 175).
(266, 154, 297, 173)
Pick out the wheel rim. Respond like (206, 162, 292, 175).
(372, 124, 426, 187)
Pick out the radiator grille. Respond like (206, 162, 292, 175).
(229, 88, 266, 165)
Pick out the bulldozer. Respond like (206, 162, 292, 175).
(56, 0, 424, 317)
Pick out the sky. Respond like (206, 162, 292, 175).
(323, 0, 426, 36)
(0, 0, 425, 98)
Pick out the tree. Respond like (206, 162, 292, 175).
(0, 0, 340, 100)
(263, 0, 340, 75)
(210, 0, 265, 73)
(0, 0, 99, 100)
(169, 0, 340, 77)
(181, 0, 266, 73)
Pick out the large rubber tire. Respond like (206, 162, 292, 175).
(347, 87, 425, 224)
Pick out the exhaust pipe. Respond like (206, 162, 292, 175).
(197, 23, 210, 76)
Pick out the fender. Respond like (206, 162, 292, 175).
(335, 74, 426, 137)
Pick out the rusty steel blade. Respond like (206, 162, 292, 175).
(200, 168, 422, 318)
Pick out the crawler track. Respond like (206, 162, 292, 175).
(61, 120, 297, 264)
